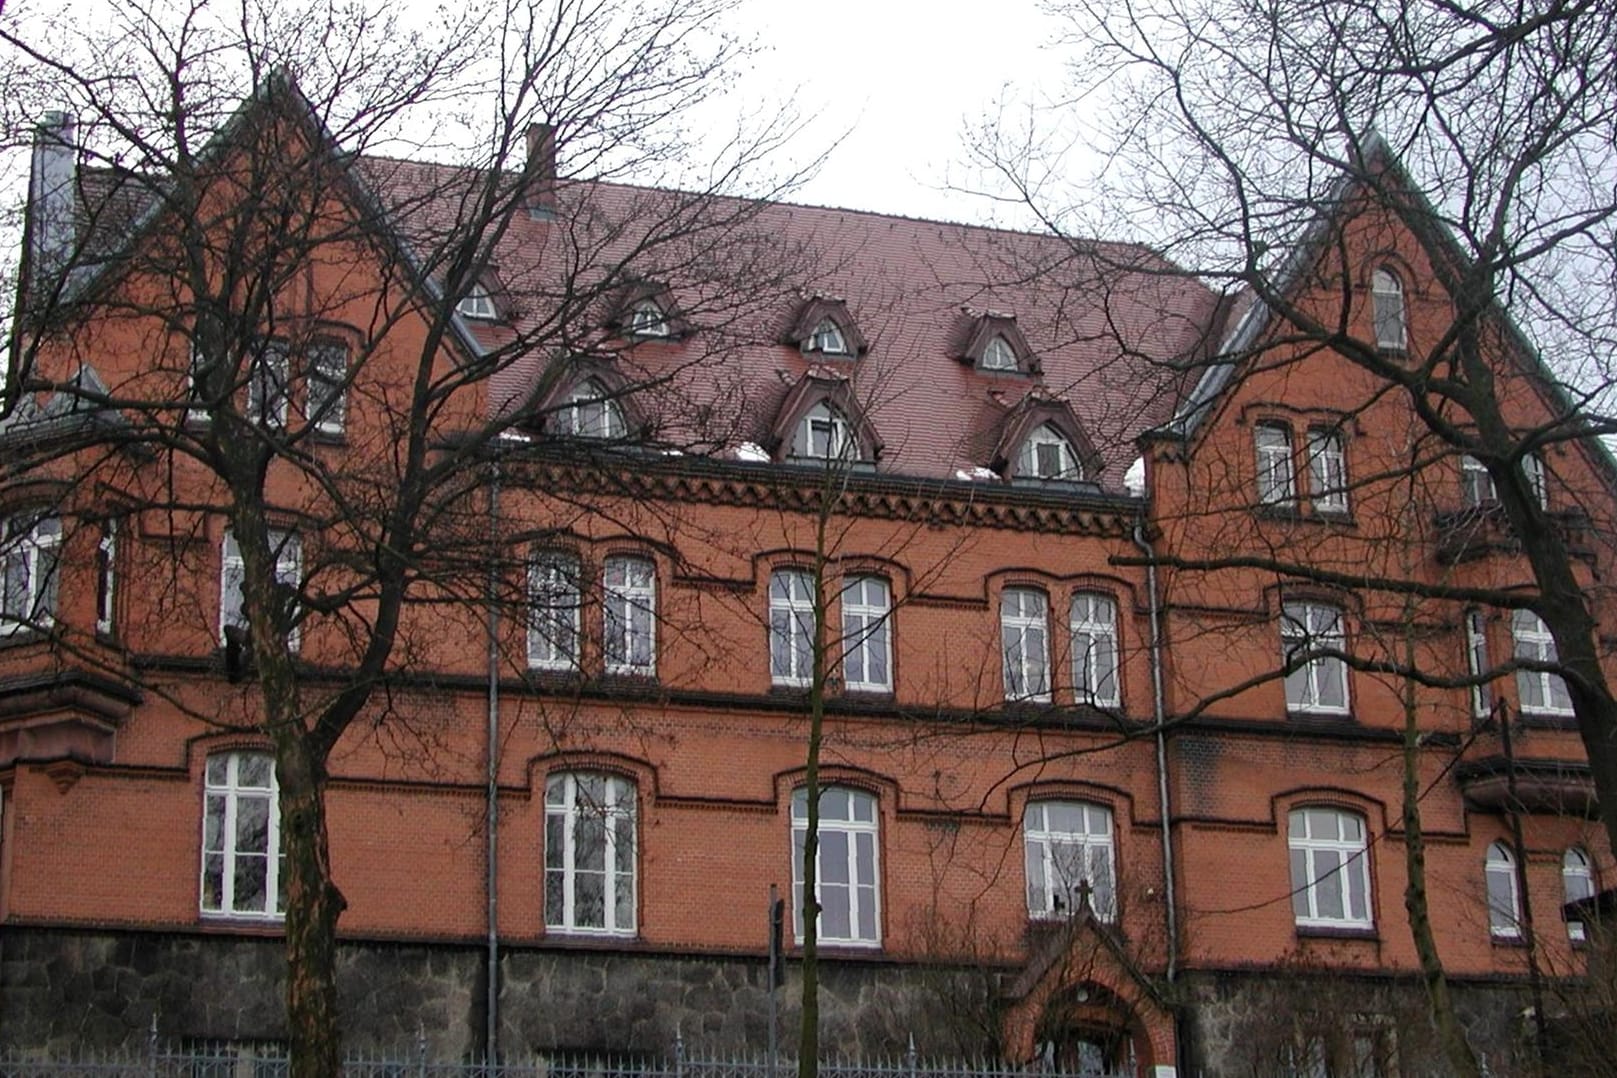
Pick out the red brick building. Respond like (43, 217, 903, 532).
(2, 87, 1612, 1076)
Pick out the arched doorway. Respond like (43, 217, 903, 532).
(1034, 983, 1141, 1077)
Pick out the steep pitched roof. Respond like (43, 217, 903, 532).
(363, 161, 1221, 489)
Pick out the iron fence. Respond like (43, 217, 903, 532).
(0, 1043, 1135, 1078)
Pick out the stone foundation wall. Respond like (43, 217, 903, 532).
(1178, 970, 1540, 1077)
(0, 928, 999, 1060)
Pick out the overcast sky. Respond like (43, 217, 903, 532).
(726, 0, 1072, 227)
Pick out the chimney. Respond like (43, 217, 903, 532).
(524, 122, 556, 219)
(27, 111, 79, 291)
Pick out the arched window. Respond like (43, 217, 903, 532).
(201, 751, 284, 919)
(1, 512, 61, 634)
(528, 551, 581, 671)
(1485, 840, 1521, 940)
(792, 401, 857, 461)
(1564, 847, 1595, 942)
(791, 786, 880, 945)
(545, 772, 637, 935)
(1070, 593, 1119, 707)
(628, 299, 669, 338)
(1280, 601, 1349, 714)
(456, 283, 496, 320)
(769, 569, 815, 687)
(981, 334, 1018, 371)
(560, 380, 626, 440)
(1371, 268, 1406, 350)
(603, 555, 655, 675)
(1288, 807, 1372, 929)
(1024, 801, 1116, 921)
(1016, 424, 1082, 481)
(1513, 610, 1573, 716)
(807, 318, 848, 356)
(1001, 587, 1051, 703)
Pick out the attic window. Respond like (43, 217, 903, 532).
(628, 299, 670, 338)
(559, 380, 625, 439)
(793, 401, 857, 461)
(1016, 424, 1083, 481)
(982, 335, 1018, 371)
(1371, 268, 1406, 351)
(807, 319, 849, 357)
(457, 284, 496, 320)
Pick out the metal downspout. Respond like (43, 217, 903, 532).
(486, 455, 502, 1062)
(1132, 523, 1178, 983)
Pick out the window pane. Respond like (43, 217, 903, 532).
(233, 853, 268, 913)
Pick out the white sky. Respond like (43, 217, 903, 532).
(726, 0, 1072, 226)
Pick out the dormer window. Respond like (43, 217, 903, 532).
(793, 401, 856, 460)
(807, 319, 849, 356)
(560, 380, 625, 439)
(982, 335, 1018, 371)
(1371, 268, 1406, 351)
(1016, 423, 1082, 481)
(787, 297, 867, 359)
(457, 284, 497, 320)
(628, 299, 670, 338)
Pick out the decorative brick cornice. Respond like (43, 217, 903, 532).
(504, 450, 1142, 536)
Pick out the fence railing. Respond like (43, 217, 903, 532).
(0, 1043, 1136, 1078)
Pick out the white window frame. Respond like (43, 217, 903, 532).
(769, 569, 816, 687)
(456, 283, 496, 320)
(794, 401, 857, 461)
(807, 318, 848, 356)
(791, 786, 881, 947)
(305, 340, 348, 435)
(981, 334, 1018, 371)
(841, 576, 892, 693)
(1281, 601, 1350, 715)
(1, 512, 61, 635)
(1465, 610, 1493, 721)
(1254, 424, 1296, 507)
(1024, 801, 1116, 921)
(544, 772, 637, 936)
(628, 299, 670, 338)
(1485, 840, 1522, 940)
(246, 341, 290, 429)
(1070, 593, 1119, 707)
(1564, 847, 1595, 943)
(95, 518, 117, 636)
(603, 555, 655, 675)
(560, 380, 626, 440)
(1513, 610, 1573, 716)
(1462, 455, 1496, 506)
(1001, 587, 1051, 703)
(220, 529, 302, 652)
(527, 552, 581, 671)
(1306, 429, 1349, 514)
(1371, 268, 1406, 351)
(1521, 453, 1548, 508)
(1288, 807, 1373, 930)
(1017, 424, 1082, 481)
(201, 751, 284, 920)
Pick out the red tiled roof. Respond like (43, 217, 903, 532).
(363, 159, 1221, 492)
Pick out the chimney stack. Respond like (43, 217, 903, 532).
(525, 122, 556, 219)
(27, 111, 78, 292)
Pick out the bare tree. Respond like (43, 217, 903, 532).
(0, 1, 806, 1074)
(980, 0, 1617, 851)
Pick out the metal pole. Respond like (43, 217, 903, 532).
(768, 884, 780, 1078)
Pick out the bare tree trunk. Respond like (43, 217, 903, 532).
(275, 742, 348, 1078)
(1399, 638, 1482, 1078)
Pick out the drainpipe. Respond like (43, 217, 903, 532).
(1132, 524, 1178, 982)
(485, 453, 503, 1062)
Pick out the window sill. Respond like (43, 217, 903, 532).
(1287, 709, 1355, 722)
(841, 686, 894, 700)
(200, 912, 286, 931)
(1295, 923, 1377, 941)
(793, 940, 882, 956)
(1518, 709, 1578, 729)
(543, 928, 639, 944)
(1490, 933, 1527, 948)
